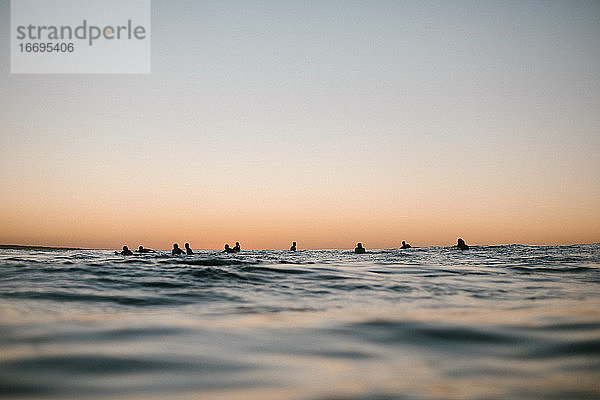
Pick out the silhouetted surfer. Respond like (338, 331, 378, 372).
(137, 245, 154, 253)
(290, 241, 297, 251)
(172, 243, 185, 255)
(354, 242, 366, 254)
(223, 244, 236, 253)
(116, 245, 133, 256)
(185, 242, 193, 255)
(400, 241, 411, 249)
(233, 242, 241, 252)
(455, 238, 469, 250)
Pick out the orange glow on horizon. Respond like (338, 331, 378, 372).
(1, 190, 598, 250)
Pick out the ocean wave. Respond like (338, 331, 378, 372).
(1, 243, 599, 400)
(4, 290, 195, 306)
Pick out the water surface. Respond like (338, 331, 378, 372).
(1, 245, 599, 399)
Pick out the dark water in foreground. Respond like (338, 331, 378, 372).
(1, 245, 599, 399)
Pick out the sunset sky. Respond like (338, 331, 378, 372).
(1, 0, 599, 249)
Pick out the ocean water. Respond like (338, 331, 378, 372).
(1, 244, 599, 400)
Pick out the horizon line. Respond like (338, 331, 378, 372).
(1, 242, 599, 252)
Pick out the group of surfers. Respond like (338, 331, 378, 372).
(117, 238, 469, 256)
(354, 238, 468, 253)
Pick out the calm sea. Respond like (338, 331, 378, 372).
(1, 245, 599, 399)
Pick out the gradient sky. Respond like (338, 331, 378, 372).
(1, 0, 599, 249)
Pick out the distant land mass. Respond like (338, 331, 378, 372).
(0, 244, 87, 251)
